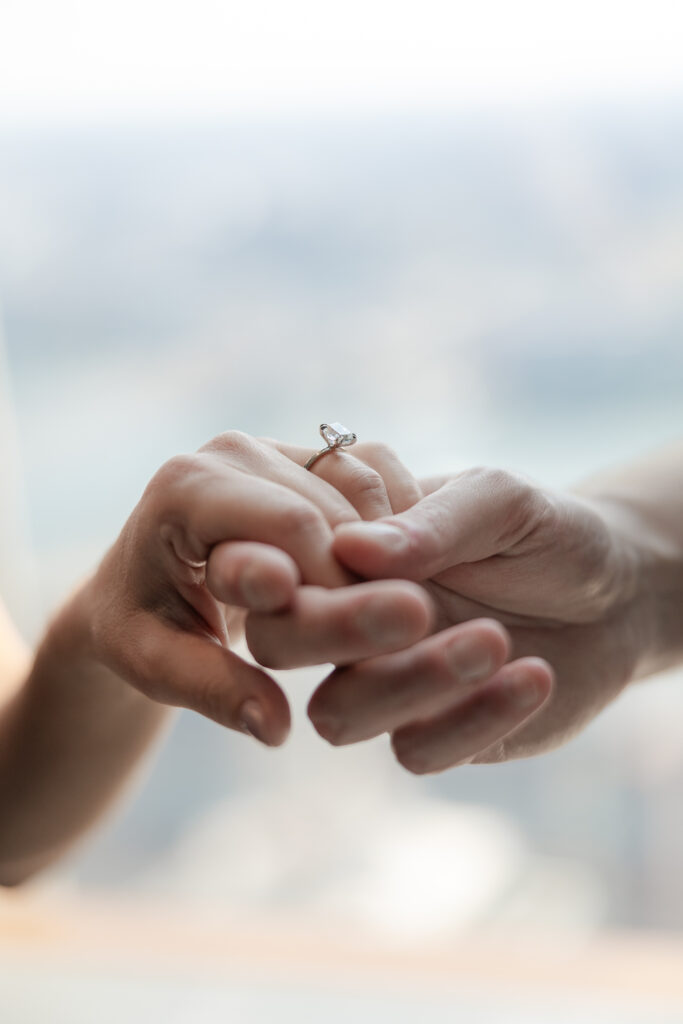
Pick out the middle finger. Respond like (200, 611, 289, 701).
(308, 619, 511, 745)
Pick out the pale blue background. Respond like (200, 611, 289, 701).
(2, 105, 683, 930)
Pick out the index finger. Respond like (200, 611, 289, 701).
(332, 468, 549, 581)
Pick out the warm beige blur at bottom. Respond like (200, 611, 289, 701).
(1, 889, 683, 1022)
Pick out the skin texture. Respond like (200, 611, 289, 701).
(298, 443, 683, 775)
(0, 433, 441, 883)
(2, 432, 682, 880)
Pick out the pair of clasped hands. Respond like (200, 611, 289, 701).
(90, 430, 644, 774)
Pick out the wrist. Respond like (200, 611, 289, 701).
(579, 492, 683, 676)
(35, 574, 140, 705)
(41, 575, 98, 669)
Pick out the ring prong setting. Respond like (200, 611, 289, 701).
(304, 422, 358, 470)
(320, 422, 357, 448)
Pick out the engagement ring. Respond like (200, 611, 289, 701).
(304, 422, 357, 471)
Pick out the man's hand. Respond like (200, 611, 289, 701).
(300, 458, 656, 773)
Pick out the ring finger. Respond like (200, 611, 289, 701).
(274, 439, 422, 518)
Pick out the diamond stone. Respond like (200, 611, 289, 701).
(320, 422, 357, 448)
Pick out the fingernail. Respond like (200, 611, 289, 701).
(311, 711, 343, 745)
(446, 635, 494, 682)
(237, 698, 270, 745)
(393, 740, 430, 775)
(337, 522, 408, 552)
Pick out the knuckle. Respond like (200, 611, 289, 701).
(462, 466, 544, 545)
(201, 430, 257, 460)
(354, 440, 398, 465)
(149, 454, 201, 497)
(345, 463, 388, 505)
(139, 456, 210, 538)
(460, 465, 519, 495)
(143, 455, 208, 525)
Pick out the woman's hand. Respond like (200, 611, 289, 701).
(84, 432, 436, 747)
(297, 455, 657, 773)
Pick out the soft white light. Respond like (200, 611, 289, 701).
(1, 0, 683, 119)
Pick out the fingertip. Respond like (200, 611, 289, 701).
(308, 708, 346, 747)
(207, 541, 300, 612)
(493, 656, 555, 713)
(521, 656, 555, 702)
(146, 623, 292, 745)
(468, 617, 512, 662)
(236, 690, 292, 747)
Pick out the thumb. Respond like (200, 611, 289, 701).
(127, 614, 291, 745)
(333, 469, 545, 580)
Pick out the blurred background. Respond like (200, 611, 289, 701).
(2, 1, 683, 1020)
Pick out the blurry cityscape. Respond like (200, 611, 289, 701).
(1, 105, 683, 936)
